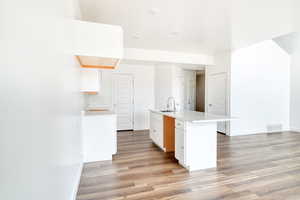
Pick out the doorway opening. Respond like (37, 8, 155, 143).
(196, 71, 205, 112)
(181, 69, 205, 112)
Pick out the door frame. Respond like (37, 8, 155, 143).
(205, 71, 230, 135)
(112, 73, 135, 131)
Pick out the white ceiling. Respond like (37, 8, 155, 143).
(273, 32, 299, 54)
(79, 0, 294, 55)
(79, 0, 231, 55)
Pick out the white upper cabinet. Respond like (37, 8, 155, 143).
(69, 20, 123, 69)
(80, 70, 100, 94)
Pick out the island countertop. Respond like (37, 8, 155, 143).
(82, 110, 116, 116)
(150, 109, 233, 123)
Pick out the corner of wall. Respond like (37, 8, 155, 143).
(71, 162, 83, 200)
(291, 127, 300, 133)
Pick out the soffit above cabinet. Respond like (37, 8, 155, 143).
(76, 55, 120, 69)
(69, 20, 124, 69)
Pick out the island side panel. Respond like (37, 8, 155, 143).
(163, 115, 175, 152)
(185, 122, 217, 171)
(82, 114, 117, 163)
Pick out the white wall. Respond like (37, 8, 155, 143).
(290, 0, 300, 132)
(294, 0, 300, 32)
(86, 63, 155, 130)
(154, 64, 199, 112)
(155, 64, 185, 111)
(290, 36, 300, 131)
(0, 0, 83, 200)
(230, 40, 290, 135)
(155, 64, 203, 110)
(231, 0, 294, 50)
(124, 48, 214, 66)
(154, 64, 176, 110)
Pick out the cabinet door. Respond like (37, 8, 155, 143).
(150, 114, 159, 145)
(150, 112, 164, 148)
(175, 128, 185, 164)
(80, 70, 100, 92)
(149, 115, 155, 142)
(155, 120, 164, 148)
(150, 124, 159, 144)
(150, 128, 155, 141)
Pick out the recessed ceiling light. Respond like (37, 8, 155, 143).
(170, 31, 180, 36)
(132, 34, 141, 39)
(149, 8, 160, 15)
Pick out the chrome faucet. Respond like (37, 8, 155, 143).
(166, 97, 176, 112)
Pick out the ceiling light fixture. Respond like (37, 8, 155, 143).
(132, 34, 141, 39)
(149, 8, 160, 15)
(170, 31, 180, 36)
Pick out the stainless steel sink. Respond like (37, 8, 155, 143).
(160, 110, 173, 112)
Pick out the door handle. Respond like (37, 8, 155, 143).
(209, 104, 213, 107)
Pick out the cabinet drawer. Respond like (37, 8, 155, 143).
(175, 120, 185, 130)
(151, 112, 163, 122)
(150, 113, 164, 149)
(150, 128, 155, 141)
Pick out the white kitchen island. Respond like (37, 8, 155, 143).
(150, 110, 233, 172)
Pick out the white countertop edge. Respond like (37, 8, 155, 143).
(81, 110, 116, 116)
(184, 118, 232, 123)
(150, 109, 235, 123)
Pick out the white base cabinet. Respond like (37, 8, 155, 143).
(175, 127, 185, 165)
(150, 110, 219, 172)
(175, 119, 217, 171)
(150, 112, 164, 151)
(82, 112, 117, 163)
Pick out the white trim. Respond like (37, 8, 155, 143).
(290, 127, 300, 133)
(71, 162, 83, 200)
(230, 129, 291, 136)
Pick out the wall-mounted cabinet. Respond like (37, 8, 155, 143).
(69, 20, 123, 69)
(76, 55, 119, 69)
(80, 70, 100, 94)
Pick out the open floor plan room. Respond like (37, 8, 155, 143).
(1, 0, 300, 200)
(77, 131, 300, 200)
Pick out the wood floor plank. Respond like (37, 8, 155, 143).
(77, 131, 300, 200)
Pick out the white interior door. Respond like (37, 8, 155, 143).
(183, 71, 196, 111)
(113, 74, 134, 131)
(207, 73, 227, 134)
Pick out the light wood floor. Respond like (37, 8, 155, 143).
(77, 131, 300, 200)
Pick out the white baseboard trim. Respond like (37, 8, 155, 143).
(230, 129, 291, 136)
(290, 127, 300, 133)
(72, 162, 83, 200)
